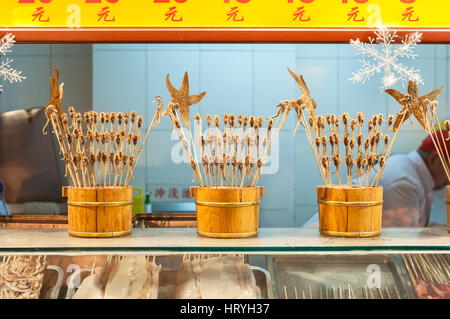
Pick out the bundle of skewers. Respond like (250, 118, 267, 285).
(294, 110, 401, 187)
(273, 68, 407, 188)
(42, 68, 163, 188)
(0, 255, 49, 299)
(163, 73, 283, 189)
(282, 283, 403, 299)
(41, 68, 163, 238)
(402, 254, 450, 299)
(162, 72, 282, 238)
(276, 68, 415, 237)
(165, 110, 281, 188)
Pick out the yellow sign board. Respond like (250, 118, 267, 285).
(0, 0, 448, 28)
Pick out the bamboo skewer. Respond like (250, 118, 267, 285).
(394, 286, 401, 299)
(282, 92, 404, 188)
(385, 287, 392, 299)
(402, 254, 417, 286)
(368, 286, 374, 299)
(377, 287, 384, 299)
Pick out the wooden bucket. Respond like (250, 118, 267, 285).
(447, 186, 450, 233)
(62, 186, 133, 238)
(317, 185, 383, 238)
(190, 186, 264, 238)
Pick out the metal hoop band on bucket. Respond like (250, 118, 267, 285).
(67, 200, 133, 208)
(68, 229, 132, 238)
(195, 200, 260, 208)
(197, 230, 259, 238)
(319, 230, 381, 238)
(317, 199, 383, 207)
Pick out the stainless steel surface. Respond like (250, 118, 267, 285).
(251, 265, 273, 299)
(268, 254, 415, 299)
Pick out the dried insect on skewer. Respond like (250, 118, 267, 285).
(125, 156, 135, 184)
(131, 135, 139, 152)
(68, 107, 76, 129)
(136, 116, 143, 140)
(108, 152, 114, 186)
(102, 152, 108, 187)
(333, 154, 342, 185)
(130, 111, 136, 133)
(89, 154, 96, 186)
(202, 155, 209, 187)
(113, 154, 120, 187)
(123, 113, 130, 134)
(96, 151, 102, 186)
(322, 156, 331, 184)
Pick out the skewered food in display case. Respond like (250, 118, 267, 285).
(42, 68, 163, 238)
(274, 67, 408, 237)
(270, 253, 414, 299)
(72, 255, 161, 299)
(0, 227, 447, 300)
(175, 255, 257, 299)
(0, 255, 63, 299)
(402, 254, 450, 299)
(162, 72, 284, 238)
(0, 255, 47, 299)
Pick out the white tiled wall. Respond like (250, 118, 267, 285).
(93, 43, 449, 227)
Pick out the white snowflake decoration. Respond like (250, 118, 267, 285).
(349, 23, 423, 90)
(0, 33, 26, 92)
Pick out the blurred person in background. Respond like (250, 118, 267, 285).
(304, 130, 450, 228)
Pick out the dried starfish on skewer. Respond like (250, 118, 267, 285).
(386, 80, 444, 131)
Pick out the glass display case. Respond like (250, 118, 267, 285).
(0, 227, 448, 299)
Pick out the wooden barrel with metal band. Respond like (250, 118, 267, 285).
(317, 185, 383, 238)
(62, 186, 133, 238)
(190, 186, 264, 238)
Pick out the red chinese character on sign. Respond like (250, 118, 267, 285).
(401, 7, 419, 22)
(347, 7, 364, 22)
(182, 188, 190, 199)
(32, 7, 50, 23)
(97, 7, 116, 22)
(168, 187, 179, 199)
(154, 187, 166, 198)
(226, 6, 244, 22)
(292, 6, 310, 22)
(165, 6, 183, 22)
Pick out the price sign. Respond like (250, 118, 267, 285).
(1, 0, 449, 42)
